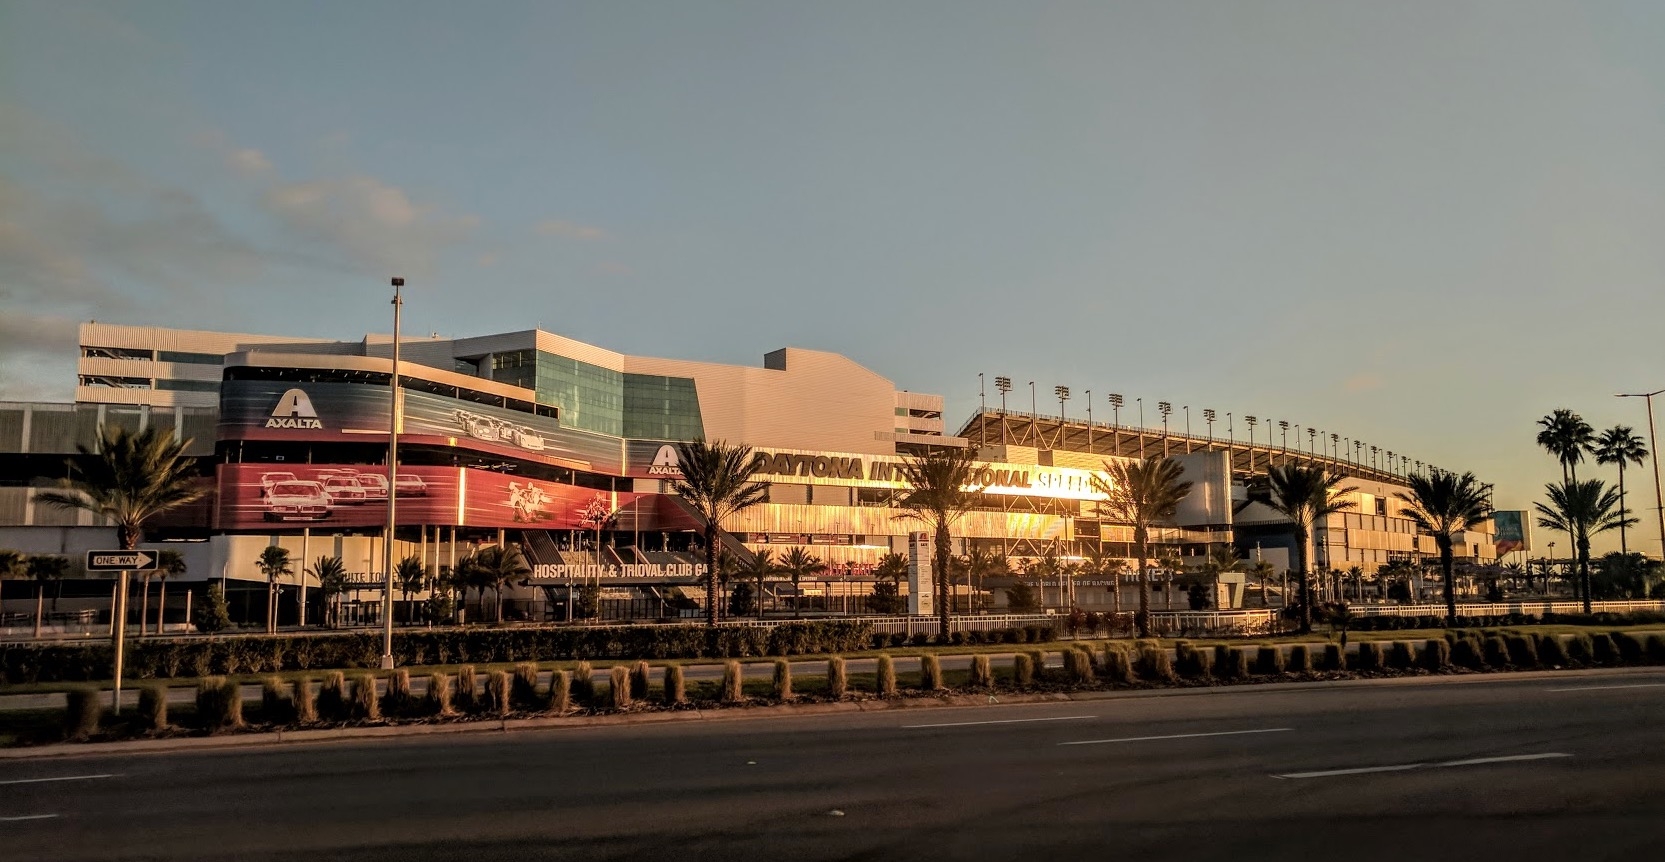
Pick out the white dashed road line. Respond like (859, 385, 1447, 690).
(0, 773, 117, 786)
(1059, 727, 1293, 746)
(1274, 752, 1571, 780)
(1546, 683, 1665, 693)
(903, 715, 1096, 729)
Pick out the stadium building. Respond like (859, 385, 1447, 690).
(0, 322, 1496, 628)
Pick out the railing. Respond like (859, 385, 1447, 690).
(1353, 600, 1665, 617)
(716, 613, 1058, 635)
(1146, 609, 1281, 636)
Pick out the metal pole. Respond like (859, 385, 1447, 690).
(382, 277, 404, 670)
(111, 570, 128, 713)
(1619, 390, 1665, 562)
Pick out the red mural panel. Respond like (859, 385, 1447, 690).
(216, 464, 643, 531)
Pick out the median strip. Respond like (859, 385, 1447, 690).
(1274, 752, 1571, 779)
(1059, 727, 1292, 746)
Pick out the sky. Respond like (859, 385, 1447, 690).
(2, 1, 1662, 554)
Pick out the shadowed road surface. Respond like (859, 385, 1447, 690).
(4, 670, 1665, 862)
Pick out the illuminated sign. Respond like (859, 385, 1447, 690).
(530, 563, 707, 581)
(266, 389, 324, 430)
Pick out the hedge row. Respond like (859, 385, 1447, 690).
(1348, 610, 1665, 632)
(866, 625, 1056, 650)
(0, 621, 876, 685)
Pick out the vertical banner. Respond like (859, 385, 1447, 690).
(907, 531, 934, 615)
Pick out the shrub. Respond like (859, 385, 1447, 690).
(1064, 648, 1096, 684)
(317, 671, 348, 720)
(1012, 653, 1035, 688)
(664, 665, 687, 705)
(1421, 639, 1451, 671)
(829, 662, 852, 702)
(910, 633, 930, 647)
(1611, 632, 1645, 664)
(721, 661, 745, 704)
(1387, 642, 1415, 670)
(543, 670, 570, 713)
(1135, 646, 1175, 683)
(1286, 645, 1313, 675)
(1565, 633, 1594, 665)
(455, 665, 480, 713)
(1321, 644, 1344, 672)
(512, 663, 541, 709)
(1590, 633, 1619, 665)
(608, 665, 632, 710)
(423, 672, 452, 716)
(631, 660, 652, 702)
(1254, 646, 1283, 676)
(1450, 637, 1483, 670)
(1504, 634, 1539, 669)
(350, 674, 381, 721)
(1218, 648, 1250, 680)
(292, 679, 318, 722)
(261, 676, 293, 723)
(197, 676, 243, 731)
(64, 687, 102, 740)
(1353, 642, 1383, 672)
(1174, 644, 1210, 680)
(1213, 645, 1233, 673)
(137, 684, 169, 731)
(1536, 634, 1570, 667)
(1481, 636, 1510, 668)
(1101, 646, 1135, 685)
(772, 659, 794, 700)
(385, 669, 413, 716)
(917, 655, 942, 691)
(1028, 649, 1049, 682)
(874, 654, 897, 697)
(968, 654, 993, 689)
(1646, 634, 1665, 665)
(570, 661, 596, 706)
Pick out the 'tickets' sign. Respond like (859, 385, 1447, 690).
(217, 463, 646, 531)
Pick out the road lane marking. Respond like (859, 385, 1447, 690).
(904, 715, 1096, 729)
(1546, 683, 1665, 693)
(1275, 752, 1571, 780)
(0, 774, 117, 786)
(0, 814, 60, 822)
(1059, 727, 1293, 746)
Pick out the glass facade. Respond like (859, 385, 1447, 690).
(623, 374, 704, 441)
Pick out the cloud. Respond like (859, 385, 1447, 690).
(477, 252, 498, 268)
(593, 260, 634, 276)
(534, 219, 607, 241)
(227, 148, 272, 176)
(261, 175, 480, 276)
(1343, 372, 1384, 393)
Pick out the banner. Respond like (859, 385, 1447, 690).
(1492, 510, 1530, 554)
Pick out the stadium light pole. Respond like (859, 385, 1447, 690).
(1183, 406, 1191, 453)
(978, 373, 986, 448)
(1054, 385, 1070, 449)
(1137, 398, 1145, 458)
(994, 376, 1011, 445)
(1108, 393, 1123, 456)
(1245, 416, 1258, 472)
(1084, 390, 1093, 452)
(1157, 401, 1172, 457)
(382, 277, 404, 671)
(1028, 381, 1037, 447)
(1617, 389, 1665, 562)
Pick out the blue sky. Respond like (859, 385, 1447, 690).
(2, 1, 1663, 550)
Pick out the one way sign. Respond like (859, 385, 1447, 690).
(85, 550, 160, 572)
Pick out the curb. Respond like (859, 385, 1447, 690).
(4, 664, 1662, 761)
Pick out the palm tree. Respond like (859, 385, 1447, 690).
(152, 550, 185, 636)
(308, 555, 348, 628)
(27, 555, 69, 638)
(255, 545, 294, 634)
(1397, 471, 1494, 625)
(894, 447, 982, 637)
(395, 555, 427, 623)
(1265, 463, 1355, 634)
(1249, 559, 1276, 607)
(469, 544, 532, 622)
(872, 551, 908, 616)
(1346, 565, 1364, 604)
(1536, 410, 1595, 485)
(1091, 457, 1193, 637)
(1593, 425, 1649, 555)
(778, 547, 828, 618)
(1535, 479, 1634, 613)
(0, 550, 27, 632)
(737, 548, 779, 620)
(1199, 545, 1245, 608)
(672, 440, 769, 627)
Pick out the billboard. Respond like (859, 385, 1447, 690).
(220, 380, 624, 474)
(1492, 510, 1531, 554)
(216, 463, 643, 531)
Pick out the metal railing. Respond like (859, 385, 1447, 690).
(1353, 600, 1665, 617)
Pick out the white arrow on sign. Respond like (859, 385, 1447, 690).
(85, 551, 159, 571)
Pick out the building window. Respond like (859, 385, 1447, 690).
(82, 346, 152, 361)
(155, 378, 222, 393)
(623, 373, 704, 440)
(157, 351, 224, 365)
(78, 375, 150, 389)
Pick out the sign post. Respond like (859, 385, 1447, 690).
(86, 551, 159, 713)
(907, 532, 934, 616)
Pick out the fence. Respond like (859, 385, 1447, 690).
(1352, 600, 1665, 617)
(716, 613, 1058, 636)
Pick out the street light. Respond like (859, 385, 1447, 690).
(1245, 416, 1258, 472)
(1108, 393, 1123, 456)
(1085, 389, 1093, 451)
(1158, 401, 1172, 457)
(1055, 385, 1070, 450)
(1183, 406, 1191, 453)
(1137, 397, 1145, 457)
(1617, 389, 1665, 562)
(994, 376, 1012, 445)
(1307, 427, 1317, 456)
(382, 276, 404, 671)
(1203, 408, 1216, 441)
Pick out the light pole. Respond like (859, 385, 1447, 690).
(1245, 416, 1258, 472)
(994, 376, 1012, 444)
(1617, 389, 1665, 562)
(1137, 398, 1145, 458)
(1307, 426, 1317, 456)
(1183, 406, 1191, 453)
(1055, 385, 1070, 450)
(978, 373, 987, 448)
(1085, 389, 1093, 452)
(1203, 408, 1216, 442)
(1028, 381, 1037, 446)
(1108, 393, 1123, 456)
(382, 276, 404, 670)
(1158, 401, 1172, 457)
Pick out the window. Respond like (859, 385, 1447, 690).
(623, 374, 703, 440)
(78, 375, 150, 389)
(156, 378, 222, 393)
(157, 351, 224, 365)
(82, 346, 152, 361)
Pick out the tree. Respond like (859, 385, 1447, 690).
(468, 544, 532, 622)
(894, 447, 982, 637)
(1397, 471, 1494, 626)
(873, 552, 908, 614)
(1005, 579, 1041, 612)
(1536, 409, 1595, 485)
(728, 580, 757, 617)
(1535, 479, 1634, 613)
(778, 547, 828, 618)
(395, 555, 427, 623)
(1196, 545, 1244, 610)
(0, 551, 27, 633)
(1593, 552, 1662, 600)
(1249, 559, 1276, 607)
(672, 440, 769, 627)
(26, 555, 69, 638)
(1092, 457, 1193, 637)
(193, 582, 231, 633)
(1265, 463, 1355, 634)
(152, 550, 185, 636)
(866, 580, 903, 614)
(738, 549, 780, 620)
(1593, 426, 1649, 555)
(254, 545, 294, 634)
(309, 555, 348, 628)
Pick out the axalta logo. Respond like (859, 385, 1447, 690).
(646, 444, 683, 477)
(266, 389, 324, 430)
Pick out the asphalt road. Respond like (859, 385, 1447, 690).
(4, 669, 1665, 862)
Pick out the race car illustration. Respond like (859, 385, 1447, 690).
(351, 472, 390, 501)
(258, 471, 299, 498)
(320, 474, 369, 505)
(453, 409, 547, 452)
(262, 481, 333, 522)
(455, 409, 502, 443)
(394, 474, 428, 497)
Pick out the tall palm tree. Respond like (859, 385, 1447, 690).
(395, 555, 427, 623)
(1091, 457, 1193, 637)
(308, 555, 348, 628)
(255, 545, 294, 634)
(1593, 425, 1649, 555)
(672, 440, 769, 627)
(1397, 471, 1494, 625)
(27, 555, 69, 638)
(872, 551, 908, 616)
(737, 548, 779, 620)
(1265, 463, 1355, 634)
(469, 544, 532, 622)
(0, 550, 27, 632)
(1536, 410, 1595, 485)
(1249, 559, 1276, 607)
(1535, 479, 1634, 613)
(152, 550, 185, 635)
(1199, 545, 1245, 608)
(895, 447, 982, 637)
(778, 547, 828, 618)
